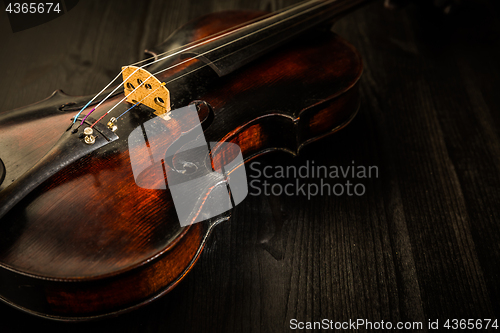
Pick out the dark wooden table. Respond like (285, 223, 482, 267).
(0, 0, 499, 331)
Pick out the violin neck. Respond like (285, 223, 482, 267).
(182, 0, 370, 77)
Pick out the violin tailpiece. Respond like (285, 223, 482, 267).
(121, 66, 171, 116)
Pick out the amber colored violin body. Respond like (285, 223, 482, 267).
(0, 3, 363, 320)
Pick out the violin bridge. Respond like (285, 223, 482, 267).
(121, 66, 171, 117)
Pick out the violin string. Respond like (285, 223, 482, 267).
(89, 0, 343, 128)
(150, 1, 346, 86)
(78, 66, 161, 126)
(73, 55, 157, 125)
(151, 0, 362, 79)
(71, 7, 280, 126)
(123, 0, 316, 70)
(86, 0, 344, 128)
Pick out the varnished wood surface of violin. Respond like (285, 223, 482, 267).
(1, 0, 500, 331)
(0, 0, 364, 321)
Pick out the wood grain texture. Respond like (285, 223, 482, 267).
(0, 0, 499, 331)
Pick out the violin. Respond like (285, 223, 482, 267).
(0, 0, 367, 320)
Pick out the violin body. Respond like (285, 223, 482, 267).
(0, 9, 362, 320)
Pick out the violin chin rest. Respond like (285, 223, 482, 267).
(0, 158, 4, 187)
